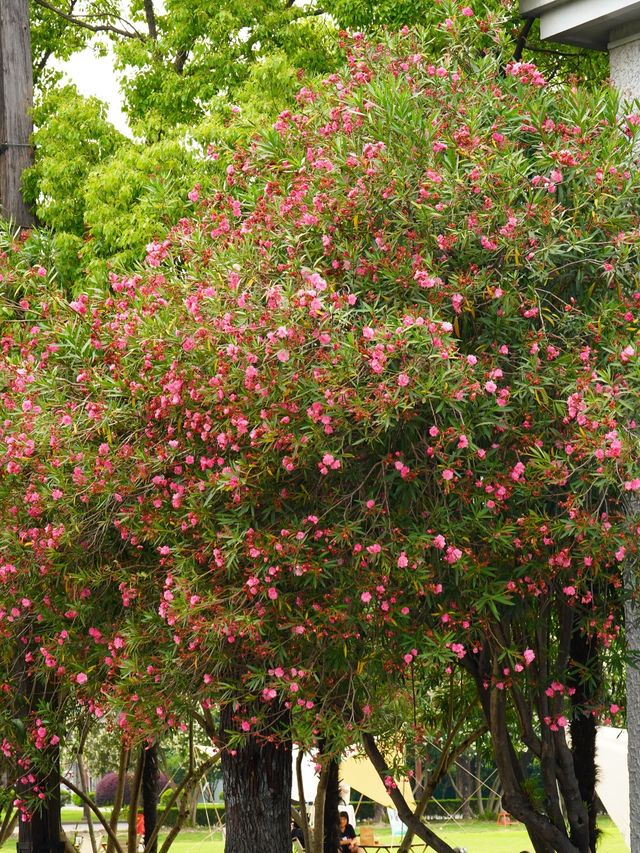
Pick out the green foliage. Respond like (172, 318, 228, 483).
(22, 0, 609, 281)
(82, 137, 201, 269)
(109, 0, 339, 137)
(23, 85, 128, 235)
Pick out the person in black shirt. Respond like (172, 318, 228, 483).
(339, 811, 362, 852)
(291, 820, 305, 848)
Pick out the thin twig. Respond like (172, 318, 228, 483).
(32, 0, 144, 39)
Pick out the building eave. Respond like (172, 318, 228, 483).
(520, 0, 640, 50)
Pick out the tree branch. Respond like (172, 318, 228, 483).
(60, 777, 123, 853)
(173, 50, 190, 74)
(143, 751, 220, 853)
(513, 18, 534, 62)
(32, 0, 144, 40)
(361, 732, 456, 853)
(143, 0, 158, 39)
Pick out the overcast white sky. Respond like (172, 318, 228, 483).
(58, 48, 129, 133)
(56, 0, 173, 134)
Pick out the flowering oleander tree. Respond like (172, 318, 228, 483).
(1, 6, 640, 853)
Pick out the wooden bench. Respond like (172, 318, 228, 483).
(358, 828, 427, 852)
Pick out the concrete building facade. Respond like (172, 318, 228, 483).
(521, 0, 640, 98)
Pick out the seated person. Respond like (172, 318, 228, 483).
(291, 819, 305, 848)
(339, 811, 362, 852)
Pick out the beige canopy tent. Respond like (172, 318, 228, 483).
(340, 751, 415, 811)
(292, 746, 414, 810)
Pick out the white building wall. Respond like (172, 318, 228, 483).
(609, 28, 640, 100)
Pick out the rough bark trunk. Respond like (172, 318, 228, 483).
(0, 0, 34, 227)
(323, 757, 340, 853)
(569, 627, 599, 853)
(13, 639, 65, 853)
(142, 743, 159, 853)
(16, 744, 65, 853)
(220, 702, 292, 853)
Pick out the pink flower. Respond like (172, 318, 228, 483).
(76, 672, 88, 685)
(621, 345, 636, 363)
(523, 649, 535, 666)
(485, 380, 497, 394)
(397, 552, 408, 568)
(397, 373, 410, 387)
(442, 469, 455, 481)
(267, 587, 279, 600)
(445, 546, 462, 564)
(480, 235, 498, 251)
(615, 546, 626, 562)
(361, 591, 372, 603)
(433, 534, 446, 550)
(276, 349, 290, 362)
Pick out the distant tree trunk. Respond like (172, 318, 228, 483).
(323, 757, 340, 853)
(142, 743, 159, 853)
(220, 701, 292, 853)
(454, 757, 474, 818)
(473, 753, 483, 816)
(0, 0, 34, 227)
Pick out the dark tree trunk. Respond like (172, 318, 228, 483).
(323, 757, 340, 853)
(13, 639, 64, 853)
(569, 627, 599, 853)
(220, 701, 292, 853)
(142, 743, 159, 853)
(455, 756, 474, 818)
(16, 744, 65, 853)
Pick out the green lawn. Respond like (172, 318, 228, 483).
(426, 816, 627, 853)
(1, 817, 627, 851)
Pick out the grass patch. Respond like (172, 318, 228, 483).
(1, 816, 627, 851)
